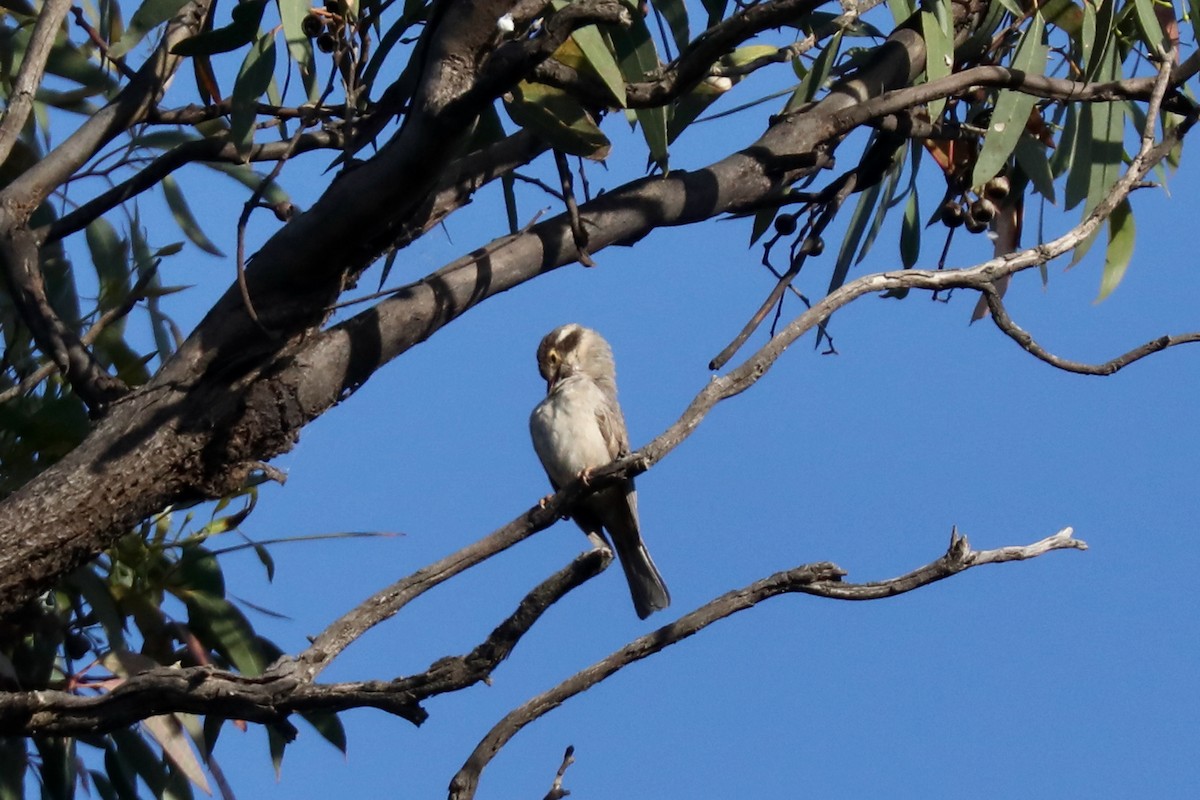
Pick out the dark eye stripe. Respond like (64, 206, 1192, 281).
(557, 327, 583, 354)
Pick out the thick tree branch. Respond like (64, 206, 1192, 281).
(0, 0, 73, 167)
(447, 527, 1087, 800)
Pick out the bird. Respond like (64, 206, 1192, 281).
(529, 324, 670, 619)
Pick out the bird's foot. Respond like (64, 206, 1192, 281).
(578, 467, 594, 486)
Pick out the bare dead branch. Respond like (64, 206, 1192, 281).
(0, 549, 610, 737)
(447, 527, 1087, 800)
(294, 486, 601, 679)
(543, 746, 576, 800)
(983, 288, 1200, 375)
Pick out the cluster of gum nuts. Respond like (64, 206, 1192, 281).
(940, 174, 1010, 233)
(301, 13, 341, 53)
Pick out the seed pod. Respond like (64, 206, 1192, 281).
(984, 175, 1011, 201)
(940, 201, 964, 229)
(964, 214, 988, 234)
(803, 235, 825, 256)
(970, 197, 997, 223)
(773, 214, 798, 236)
(301, 14, 324, 38)
(316, 32, 337, 53)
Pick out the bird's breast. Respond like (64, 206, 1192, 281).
(530, 378, 614, 487)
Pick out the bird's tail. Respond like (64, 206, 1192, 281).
(611, 530, 670, 620)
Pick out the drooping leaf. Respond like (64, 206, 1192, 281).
(650, 0, 689, 55)
(161, 175, 224, 256)
(700, 0, 726, 28)
(1096, 198, 1135, 301)
(1013, 133, 1057, 203)
(1081, 0, 1116, 82)
(300, 709, 348, 753)
(85, 218, 130, 317)
(606, 9, 668, 168)
(921, 0, 954, 120)
(108, 0, 192, 58)
(278, 0, 319, 101)
(828, 177, 883, 294)
(230, 32, 279, 154)
(972, 12, 1048, 188)
(785, 29, 842, 111)
(185, 592, 266, 676)
(558, 1, 626, 106)
(900, 190, 920, 268)
(142, 715, 210, 795)
(504, 82, 610, 160)
(1133, 0, 1168, 58)
(171, 0, 269, 56)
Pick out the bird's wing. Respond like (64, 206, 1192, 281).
(594, 393, 631, 459)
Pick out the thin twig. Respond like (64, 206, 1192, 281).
(554, 149, 594, 267)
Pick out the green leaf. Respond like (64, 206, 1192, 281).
(650, 0, 689, 55)
(267, 725, 288, 780)
(900, 190, 920, 268)
(230, 32, 278, 154)
(176, 546, 226, 597)
(207, 162, 291, 205)
(108, 0, 192, 58)
(971, 12, 1048, 188)
(749, 207, 776, 246)
(186, 592, 265, 675)
(33, 737, 73, 800)
(170, 0, 269, 56)
(1133, 0, 1168, 58)
(700, 0, 726, 28)
(1096, 198, 1134, 301)
(111, 729, 167, 796)
(278, 0, 319, 101)
(1013, 133, 1057, 203)
(857, 151, 904, 264)
(85, 218, 130, 318)
(828, 177, 883, 294)
(562, 11, 626, 105)
(504, 82, 611, 160)
(921, 1, 954, 120)
(300, 709, 348, 753)
(161, 175, 224, 256)
(785, 29, 842, 111)
(1081, 0, 1115, 81)
(606, 9, 667, 168)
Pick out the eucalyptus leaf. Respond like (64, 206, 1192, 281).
(1096, 198, 1135, 301)
(108, 0, 191, 58)
(971, 12, 1047, 188)
(230, 33, 279, 154)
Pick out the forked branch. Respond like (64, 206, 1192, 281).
(447, 527, 1087, 800)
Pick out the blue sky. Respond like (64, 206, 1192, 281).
(57, 4, 1200, 797)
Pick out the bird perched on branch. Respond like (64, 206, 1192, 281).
(529, 324, 670, 619)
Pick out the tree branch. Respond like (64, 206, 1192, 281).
(0, 549, 610, 736)
(45, 132, 342, 245)
(983, 288, 1200, 375)
(447, 527, 1087, 800)
(0, 0, 73, 167)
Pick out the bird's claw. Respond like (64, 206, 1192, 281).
(578, 467, 594, 486)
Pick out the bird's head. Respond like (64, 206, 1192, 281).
(536, 324, 618, 393)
